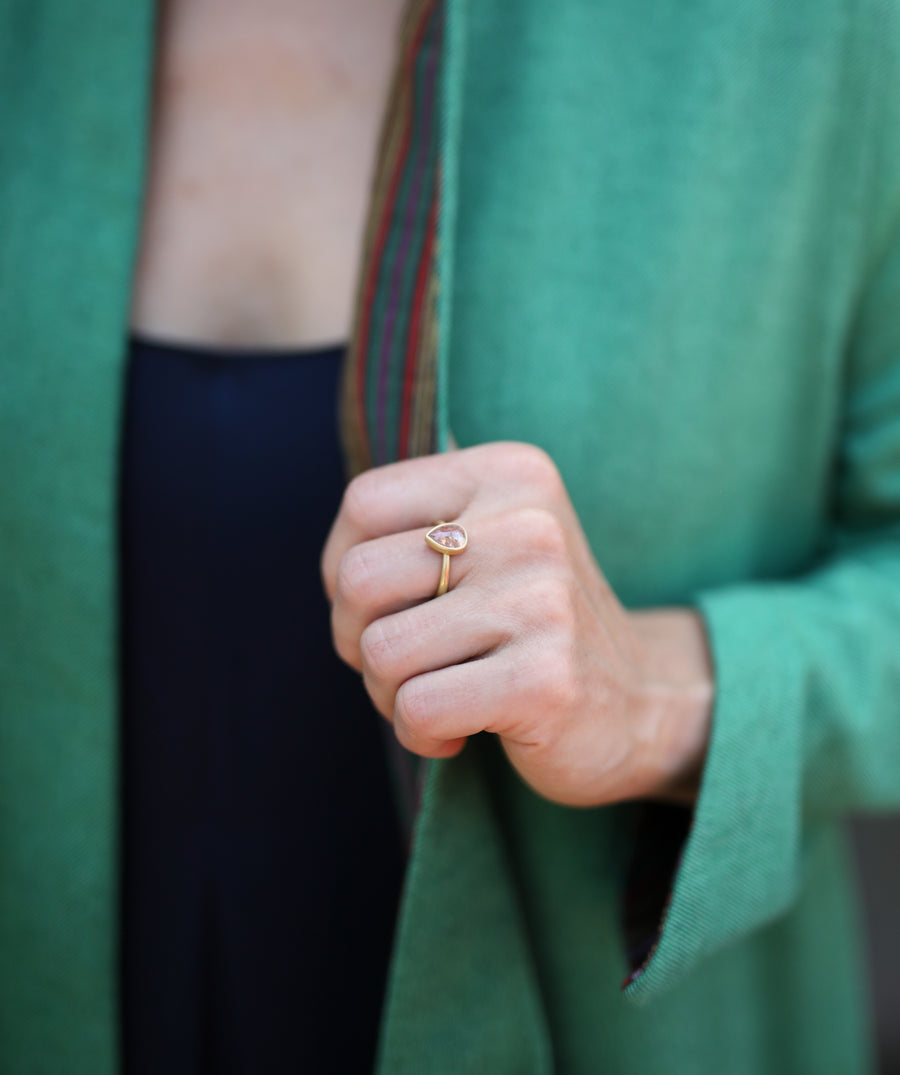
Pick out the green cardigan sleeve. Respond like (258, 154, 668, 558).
(623, 8, 900, 1002)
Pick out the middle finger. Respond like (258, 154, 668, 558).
(359, 587, 512, 719)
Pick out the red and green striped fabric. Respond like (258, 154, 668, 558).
(341, 0, 445, 476)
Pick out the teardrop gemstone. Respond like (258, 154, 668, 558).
(425, 522, 468, 554)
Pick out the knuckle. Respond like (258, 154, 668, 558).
(359, 620, 401, 683)
(514, 506, 568, 561)
(335, 544, 379, 609)
(360, 667, 394, 722)
(394, 678, 431, 738)
(340, 470, 380, 528)
(528, 575, 575, 629)
(512, 443, 566, 499)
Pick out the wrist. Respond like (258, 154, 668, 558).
(628, 607, 716, 805)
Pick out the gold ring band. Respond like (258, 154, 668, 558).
(425, 522, 468, 598)
(436, 553, 452, 597)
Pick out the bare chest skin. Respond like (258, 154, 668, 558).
(130, 0, 404, 348)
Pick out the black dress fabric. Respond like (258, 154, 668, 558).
(119, 335, 405, 1074)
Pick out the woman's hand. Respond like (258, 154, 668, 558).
(322, 442, 715, 808)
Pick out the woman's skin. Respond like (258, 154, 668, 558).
(132, 0, 716, 810)
(131, 0, 405, 347)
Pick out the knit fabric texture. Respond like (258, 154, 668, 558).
(1, 1, 899, 1072)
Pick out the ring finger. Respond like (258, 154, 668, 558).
(331, 522, 480, 669)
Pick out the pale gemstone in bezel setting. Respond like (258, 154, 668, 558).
(425, 522, 468, 553)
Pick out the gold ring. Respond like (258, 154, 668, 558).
(425, 521, 468, 597)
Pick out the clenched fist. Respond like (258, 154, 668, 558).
(322, 442, 714, 808)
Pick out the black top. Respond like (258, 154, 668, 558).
(119, 336, 405, 1074)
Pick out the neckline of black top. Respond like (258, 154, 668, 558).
(129, 331, 345, 364)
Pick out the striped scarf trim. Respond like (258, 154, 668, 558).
(340, 0, 444, 477)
